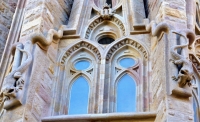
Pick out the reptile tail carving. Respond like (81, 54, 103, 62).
(170, 31, 189, 60)
(10, 43, 32, 74)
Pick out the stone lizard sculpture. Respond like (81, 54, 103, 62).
(170, 31, 194, 88)
(0, 43, 32, 109)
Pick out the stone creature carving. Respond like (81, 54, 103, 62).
(0, 43, 32, 110)
(31, 25, 65, 50)
(146, 20, 169, 41)
(99, 3, 115, 20)
(170, 31, 194, 88)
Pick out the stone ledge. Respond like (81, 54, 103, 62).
(42, 112, 157, 122)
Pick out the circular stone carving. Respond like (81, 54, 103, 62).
(119, 58, 135, 68)
(74, 60, 90, 70)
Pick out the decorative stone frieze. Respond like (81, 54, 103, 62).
(106, 39, 148, 61)
(85, 16, 125, 39)
(61, 41, 101, 64)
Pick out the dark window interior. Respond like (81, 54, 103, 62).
(106, 0, 112, 8)
(98, 37, 114, 45)
(143, 0, 149, 18)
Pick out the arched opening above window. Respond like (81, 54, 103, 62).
(68, 76, 89, 115)
(116, 74, 136, 112)
(98, 37, 114, 45)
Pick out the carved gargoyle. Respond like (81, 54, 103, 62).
(0, 43, 32, 110)
(99, 3, 115, 20)
(170, 30, 194, 88)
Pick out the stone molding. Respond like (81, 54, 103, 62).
(105, 38, 148, 61)
(31, 25, 65, 51)
(85, 16, 125, 39)
(42, 112, 157, 122)
(61, 41, 101, 64)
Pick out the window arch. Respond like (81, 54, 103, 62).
(116, 74, 136, 112)
(53, 44, 100, 115)
(68, 76, 89, 115)
(103, 42, 148, 113)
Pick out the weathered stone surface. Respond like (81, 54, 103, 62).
(0, 0, 199, 122)
(0, 0, 18, 60)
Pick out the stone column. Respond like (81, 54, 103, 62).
(150, 0, 195, 121)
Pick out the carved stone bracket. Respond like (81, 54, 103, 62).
(0, 42, 32, 110)
(31, 25, 65, 51)
(145, 20, 169, 41)
(61, 41, 101, 64)
(106, 39, 148, 61)
(85, 17, 125, 39)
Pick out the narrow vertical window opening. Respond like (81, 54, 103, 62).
(68, 76, 89, 114)
(117, 74, 136, 112)
(143, 0, 149, 18)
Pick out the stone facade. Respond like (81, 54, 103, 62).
(0, 0, 199, 122)
(0, 0, 18, 60)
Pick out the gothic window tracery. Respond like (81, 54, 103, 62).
(58, 46, 99, 115)
(104, 41, 148, 113)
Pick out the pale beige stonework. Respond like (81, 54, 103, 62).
(0, 0, 199, 122)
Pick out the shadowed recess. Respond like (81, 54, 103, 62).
(98, 37, 114, 45)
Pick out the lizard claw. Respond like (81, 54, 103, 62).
(172, 76, 178, 81)
(169, 59, 175, 64)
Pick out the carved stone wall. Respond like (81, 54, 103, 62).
(20, 0, 73, 40)
(0, 0, 18, 60)
(0, 0, 200, 122)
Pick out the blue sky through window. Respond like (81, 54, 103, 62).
(117, 74, 136, 112)
(193, 97, 198, 122)
(74, 60, 90, 70)
(119, 58, 135, 68)
(69, 76, 89, 114)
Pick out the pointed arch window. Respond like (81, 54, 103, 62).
(68, 76, 89, 114)
(116, 74, 137, 112)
